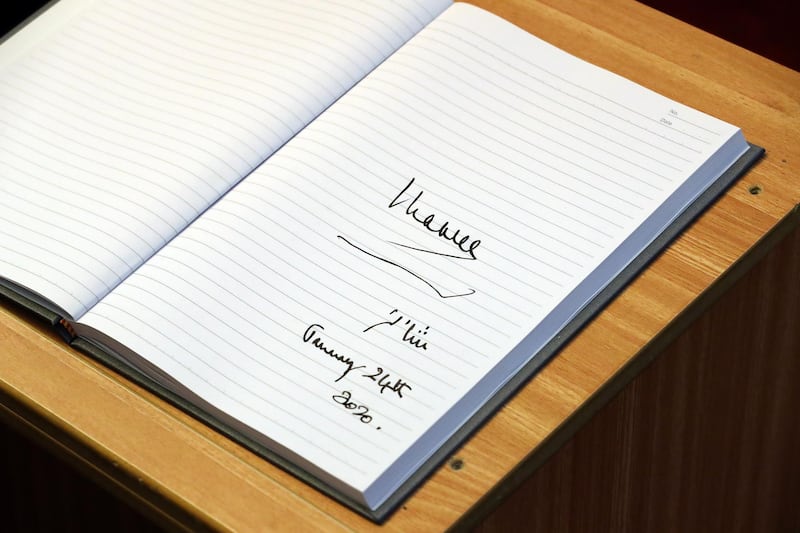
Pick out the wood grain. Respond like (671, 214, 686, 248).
(1, 1, 799, 531)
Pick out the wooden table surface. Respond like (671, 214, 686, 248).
(1, 0, 799, 531)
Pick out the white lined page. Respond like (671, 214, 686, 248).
(79, 3, 746, 507)
(0, 0, 451, 319)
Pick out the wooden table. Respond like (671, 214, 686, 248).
(2, 0, 799, 531)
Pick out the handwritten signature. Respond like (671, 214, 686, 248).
(363, 308, 429, 351)
(338, 235, 475, 298)
(389, 177, 482, 260)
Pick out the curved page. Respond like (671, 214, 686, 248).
(0, 0, 450, 319)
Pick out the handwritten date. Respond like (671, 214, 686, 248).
(364, 366, 412, 397)
(332, 390, 376, 427)
(303, 323, 412, 398)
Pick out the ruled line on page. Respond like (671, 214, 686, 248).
(0, 155, 164, 255)
(434, 20, 722, 146)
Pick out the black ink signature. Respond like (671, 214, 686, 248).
(389, 177, 482, 260)
(364, 308, 430, 351)
(303, 323, 366, 382)
(387, 240, 475, 260)
(338, 235, 475, 299)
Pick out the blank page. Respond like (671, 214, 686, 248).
(0, 0, 450, 319)
(80, 3, 746, 507)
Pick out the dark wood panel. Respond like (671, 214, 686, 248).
(639, 0, 799, 71)
(3, 2, 797, 70)
(1, 422, 166, 532)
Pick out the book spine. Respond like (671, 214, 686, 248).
(58, 318, 77, 343)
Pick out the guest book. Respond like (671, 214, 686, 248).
(0, 0, 762, 521)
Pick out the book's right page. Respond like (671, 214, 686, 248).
(76, 2, 749, 514)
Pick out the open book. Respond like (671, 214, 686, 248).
(0, 0, 762, 521)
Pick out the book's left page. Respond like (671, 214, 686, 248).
(0, 0, 451, 320)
